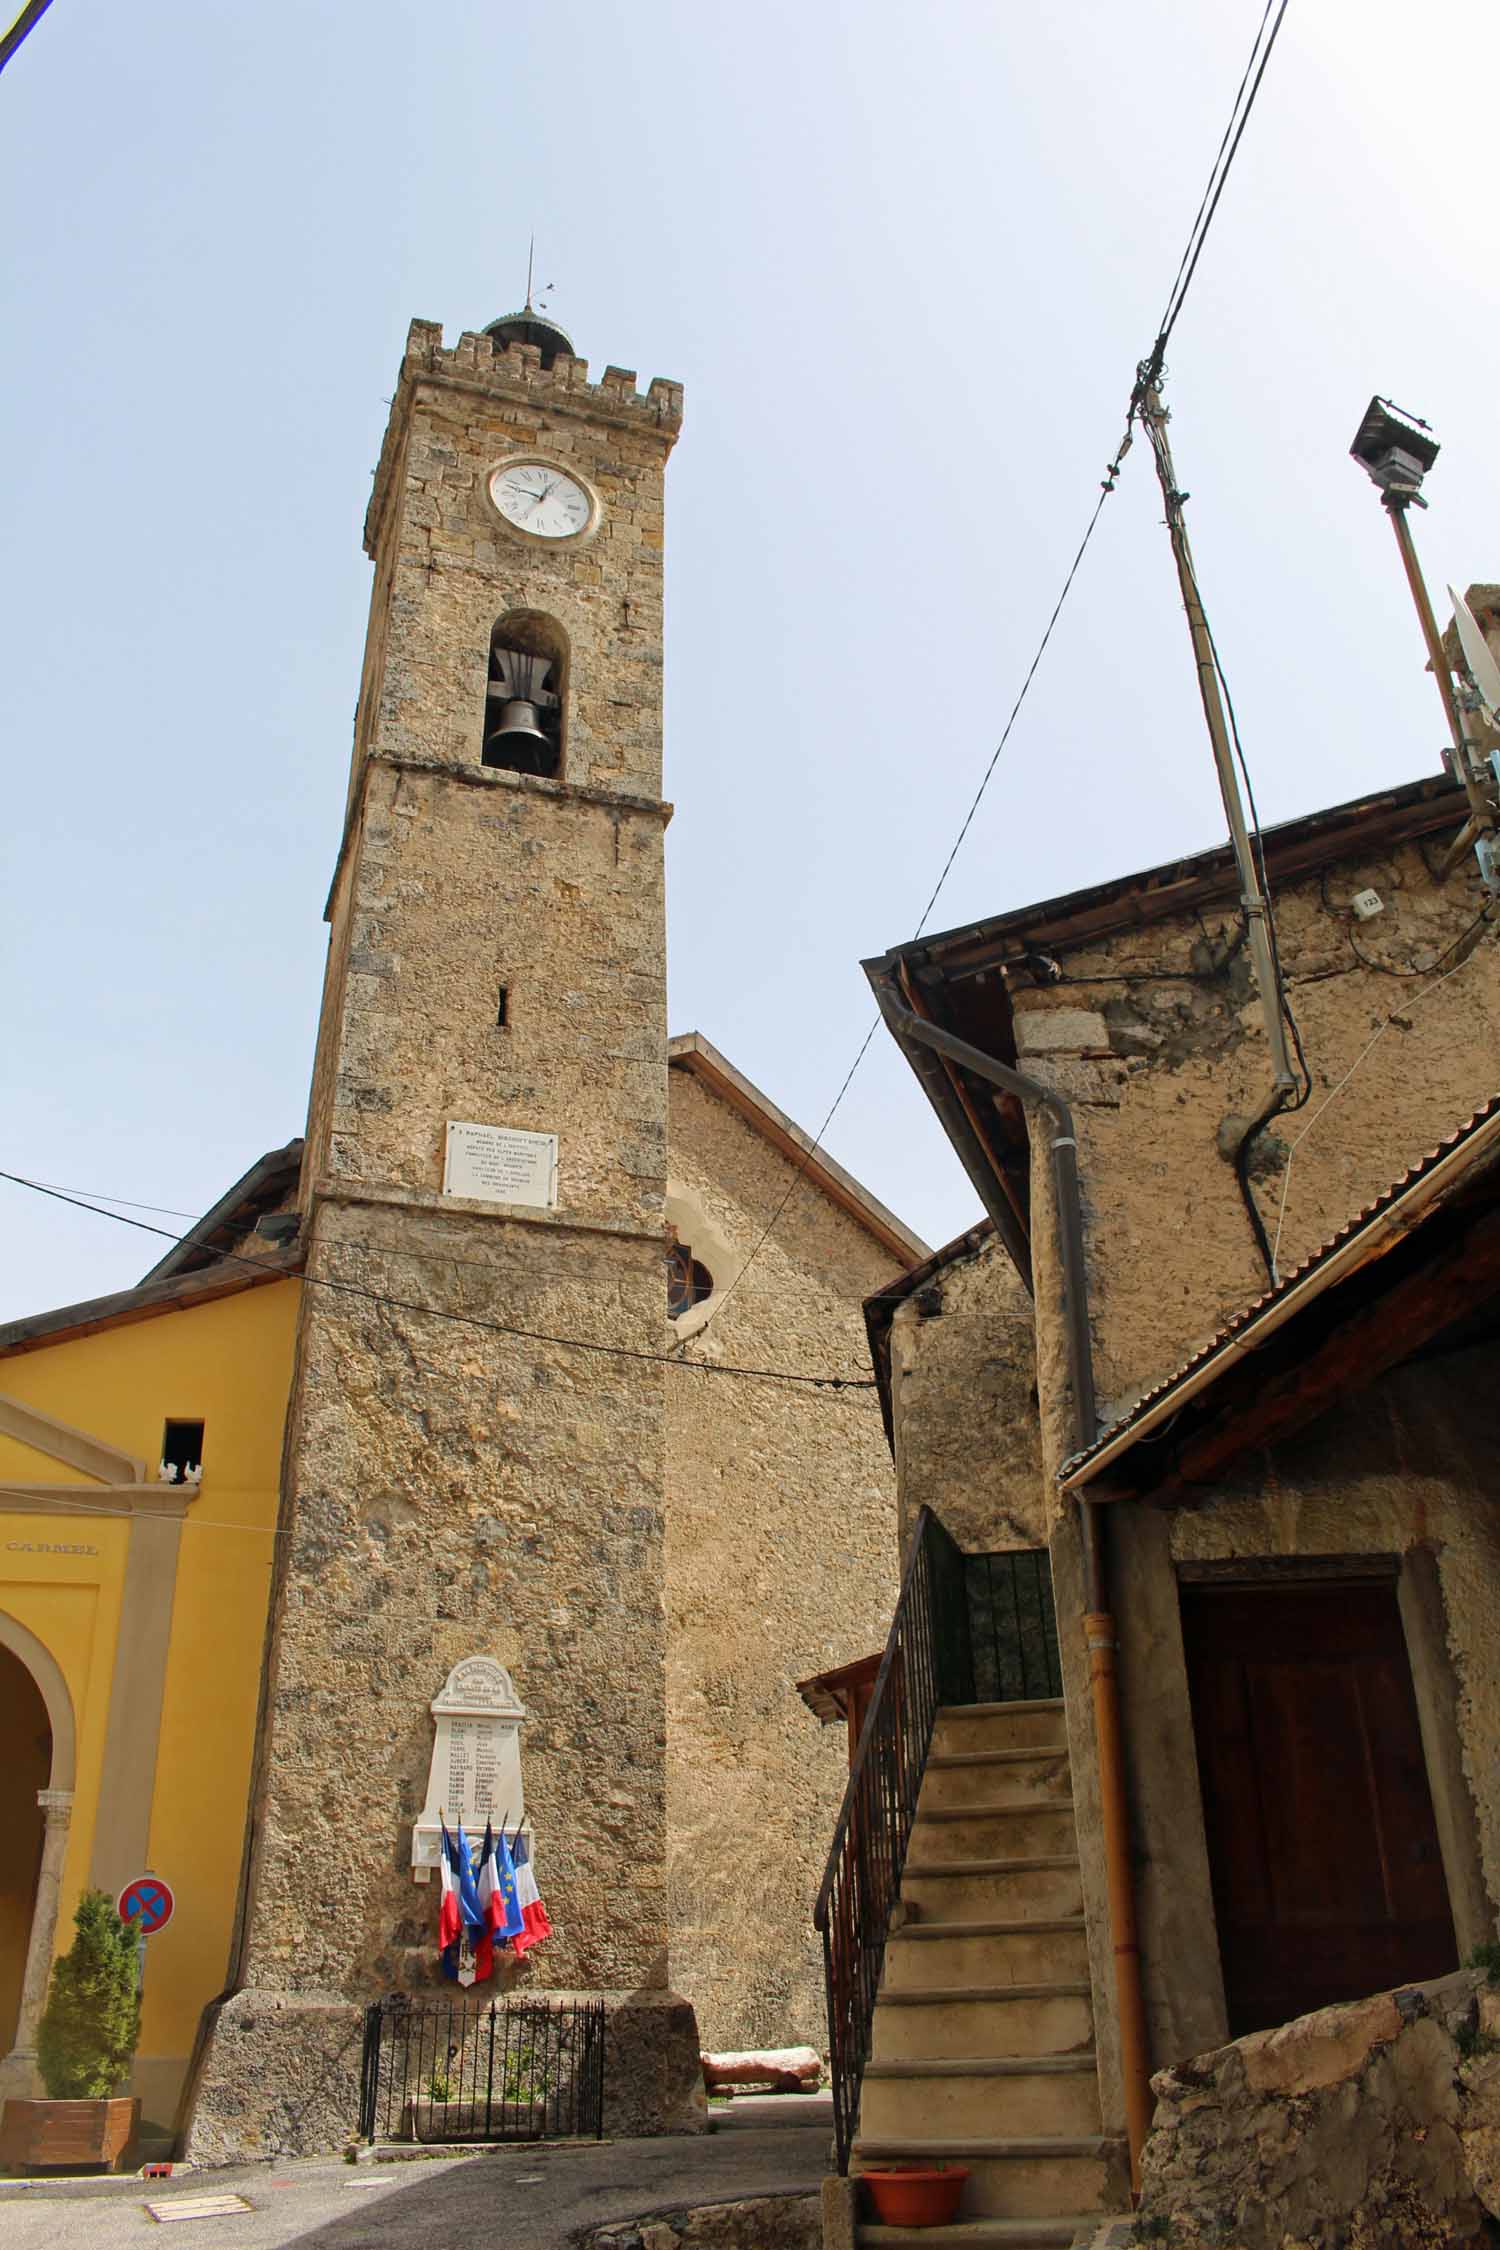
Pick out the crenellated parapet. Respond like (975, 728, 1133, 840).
(365, 318, 682, 557)
(404, 316, 682, 424)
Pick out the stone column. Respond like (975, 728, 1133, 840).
(0, 1788, 74, 2095)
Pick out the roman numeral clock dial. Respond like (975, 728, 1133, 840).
(488, 459, 596, 541)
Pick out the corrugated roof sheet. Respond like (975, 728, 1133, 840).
(1057, 1092, 1500, 1483)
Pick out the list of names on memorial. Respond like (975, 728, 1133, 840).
(444, 1121, 557, 1210)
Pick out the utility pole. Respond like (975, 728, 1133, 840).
(1140, 380, 1297, 1093)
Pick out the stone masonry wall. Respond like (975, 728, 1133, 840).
(663, 1065, 905, 2053)
(191, 327, 699, 2154)
(1136, 1969, 1500, 2249)
(887, 1231, 1044, 1554)
(312, 762, 670, 1224)
(235, 1193, 674, 1997)
(1005, 826, 1500, 2143)
(304, 321, 678, 1209)
(1011, 835, 1500, 1430)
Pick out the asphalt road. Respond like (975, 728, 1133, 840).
(0, 2125, 828, 2250)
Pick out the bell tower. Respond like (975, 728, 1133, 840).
(188, 313, 699, 2156)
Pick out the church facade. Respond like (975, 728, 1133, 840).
(0, 308, 924, 2152)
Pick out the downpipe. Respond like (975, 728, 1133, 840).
(881, 998, 1154, 2193)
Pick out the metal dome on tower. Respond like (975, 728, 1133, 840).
(484, 243, 573, 367)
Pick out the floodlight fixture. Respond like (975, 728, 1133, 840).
(1350, 396, 1440, 506)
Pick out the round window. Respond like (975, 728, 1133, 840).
(667, 1242, 713, 1319)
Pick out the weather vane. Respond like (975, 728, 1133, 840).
(524, 236, 556, 315)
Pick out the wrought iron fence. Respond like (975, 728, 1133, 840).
(813, 1505, 972, 2173)
(358, 1994, 605, 2143)
(966, 1546, 1062, 1702)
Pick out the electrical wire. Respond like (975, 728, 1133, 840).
(0, 0, 55, 77)
(12, 7, 1301, 1387)
(0, 1170, 879, 1394)
(1142, 0, 1292, 389)
(683, 3, 1299, 1344)
(677, 466, 1131, 1354)
(1266, 902, 1500, 1279)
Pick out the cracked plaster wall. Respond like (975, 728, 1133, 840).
(887, 1231, 1044, 1555)
(1012, 835, 1500, 1431)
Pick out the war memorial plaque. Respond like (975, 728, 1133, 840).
(412, 1656, 527, 1877)
(443, 1120, 558, 1209)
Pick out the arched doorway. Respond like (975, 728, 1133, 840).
(0, 1646, 51, 2051)
(0, 1614, 76, 2096)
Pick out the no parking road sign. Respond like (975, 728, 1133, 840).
(117, 1875, 175, 1936)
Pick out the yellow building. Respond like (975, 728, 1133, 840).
(0, 1144, 301, 2128)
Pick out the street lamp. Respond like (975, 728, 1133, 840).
(1349, 396, 1498, 885)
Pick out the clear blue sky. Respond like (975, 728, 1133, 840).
(3, 0, 1497, 1320)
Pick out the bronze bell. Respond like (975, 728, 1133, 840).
(484, 697, 550, 758)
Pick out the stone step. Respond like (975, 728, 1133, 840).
(871, 1984, 1093, 2062)
(922, 1754, 1073, 1811)
(933, 1702, 1067, 1756)
(883, 1920, 1090, 1991)
(859, 2055, 1101, 2140)
(856, 2221, 1102, 2249)
(853, 2135, 1123, 2223)
(901, 1858, 1085, 1923)
(912, 1806, 1077, 1861)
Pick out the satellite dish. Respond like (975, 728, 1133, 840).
(1449, 585, 1500, 726)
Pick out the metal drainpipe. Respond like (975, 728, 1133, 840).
(881, 998, 1154, 2194)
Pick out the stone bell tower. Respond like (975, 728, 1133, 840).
(188, 310, 700, 2155)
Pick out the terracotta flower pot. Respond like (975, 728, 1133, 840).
(0, 2096, 140, 2175)
(861, 2165, 969, 2227)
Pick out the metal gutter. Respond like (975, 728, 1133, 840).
(875, 997, 1095, 1458)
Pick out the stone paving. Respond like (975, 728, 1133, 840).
(0, 2122, 830, 2250)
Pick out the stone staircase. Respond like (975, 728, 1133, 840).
(850, 1699, 1127, 2248)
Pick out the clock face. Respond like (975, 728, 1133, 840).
(488, 459, 594, 540)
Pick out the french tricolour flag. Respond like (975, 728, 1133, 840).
(478, 1820, 525, 1948)
(438, 1818, 486, 1982)
(512, 1831, 553, 1954)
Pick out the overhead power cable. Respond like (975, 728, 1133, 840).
(680, 0, 1297, 1351)
(1138, 0, 1292, 398)
(682, 466, 1131, 1352)
(0, 1170, 878, 1395)
(0, 0, 55, 77)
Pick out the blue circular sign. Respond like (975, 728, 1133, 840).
(117, 1875, 174, 1935)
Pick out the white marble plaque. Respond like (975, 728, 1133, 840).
(412, 1656, 528, 1877)
(443, 1120, 558, 1210)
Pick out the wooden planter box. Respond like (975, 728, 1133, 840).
(0, 2096, 140, 2174)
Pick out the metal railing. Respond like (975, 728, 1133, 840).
(968, 1546, 1062, 1702)
(813, 1506, 973, 2173)
(358, 1994, 605, 2143)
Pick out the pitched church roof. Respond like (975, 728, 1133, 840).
(669, 1032, 929, 1266)
(3, 1040, 928, 1361)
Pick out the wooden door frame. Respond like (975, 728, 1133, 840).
(1176, 1554, 1489, 1996)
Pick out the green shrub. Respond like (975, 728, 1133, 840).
(36, 1890, 141, 2099)
(1468, 1939, 1500, 1988)
(1456, 2018, 1500, 2061)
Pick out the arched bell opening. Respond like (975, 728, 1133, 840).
(482, 611, 568, 779)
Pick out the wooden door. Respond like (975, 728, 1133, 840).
(1180, 1578, 1457, 2037)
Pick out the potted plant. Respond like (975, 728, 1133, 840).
(860, 2163, 971, 2228)
(0, 1891, 142, 2174)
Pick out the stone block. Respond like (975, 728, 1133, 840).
(1013, 1005, 1110, 1055)
(184, 1988, 365, 2162)
(599, 1990, 708, 2138)
(819, 2172, 856, 2250)
(1240, 1989, 1401, 2094)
